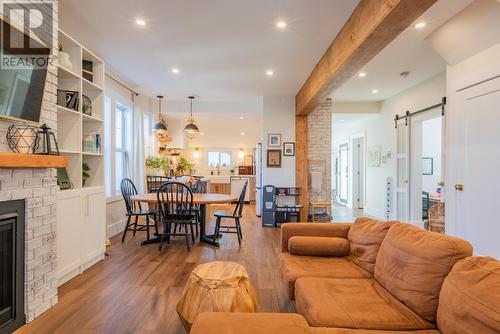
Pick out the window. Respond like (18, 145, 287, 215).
(104, 94, 132, 199)
(207, 151, 231, 167)
(114, 103, 128, 195)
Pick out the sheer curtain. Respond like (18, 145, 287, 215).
(131, 95, 146, 193)
(105, 77, 153, 198)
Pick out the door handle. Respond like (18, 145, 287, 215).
(454, 184, 464, 191)
(438, 181, 445, 187)
(402, 180, 409, 184)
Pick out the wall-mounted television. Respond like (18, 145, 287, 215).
(0, 18, 50, 124)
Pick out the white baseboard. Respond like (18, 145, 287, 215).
(107, 219, 127, 238)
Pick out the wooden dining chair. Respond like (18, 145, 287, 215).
(213, 181, 247, 245)
(157, 182, 196, 251)
(120, 178, 159, 243)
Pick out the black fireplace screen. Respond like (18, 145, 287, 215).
(0, 200, 25, 334)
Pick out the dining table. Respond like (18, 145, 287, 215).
(131, 192, 238, 247)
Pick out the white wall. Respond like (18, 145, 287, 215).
(183, 146, 255, 176)
(332, 73, 446, 220)
(261, 96, 295, 187)
(422, 117, 442, 194)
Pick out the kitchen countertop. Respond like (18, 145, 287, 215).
(205, 175, 255, 183)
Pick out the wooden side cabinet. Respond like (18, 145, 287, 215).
(209, 183, 231, 195)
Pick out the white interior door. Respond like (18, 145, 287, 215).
(339, 144, 349, 204)
(395, 119, 410, 222)
(449, 76, 500, 258)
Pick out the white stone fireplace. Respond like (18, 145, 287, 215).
(0, 167, 59, 324)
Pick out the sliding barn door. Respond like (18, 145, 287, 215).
(395, 118, 410, 222)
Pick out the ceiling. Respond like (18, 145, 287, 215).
(59, 0, 359, 101)
(160, 99, 261, 148)
(331, 0, 473, 102)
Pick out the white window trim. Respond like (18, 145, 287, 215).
(105, 98, 132, 203)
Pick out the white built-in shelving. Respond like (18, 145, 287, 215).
(56, 30, 106, 287)
(57, 30, 105, 189)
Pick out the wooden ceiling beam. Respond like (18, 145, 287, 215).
(295, 0, 438, 116)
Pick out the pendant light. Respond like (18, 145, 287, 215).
(184, 96, 200, 139)
(153, 95, 167, 133)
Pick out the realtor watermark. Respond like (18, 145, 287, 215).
(0, 0, 55, 69)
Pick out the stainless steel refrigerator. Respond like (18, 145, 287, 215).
(255, 142, 262, 216)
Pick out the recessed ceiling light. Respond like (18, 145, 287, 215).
(276, 20, 287, 29)
(358, 72, 367, 78)
(135, 19, 146, 26)
(241, 132, 245, 136)
(171, 68, 180, 74)
(239, 116, 244, 120)
(266, 70, 274, 76)
(415, 22, 426, 29)
(372, 89, 379, 94)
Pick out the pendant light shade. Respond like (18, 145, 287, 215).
(153, 95, 167, 132)
(184, 96, 200, 139)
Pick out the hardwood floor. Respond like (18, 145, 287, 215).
(16, 204, 294, 334)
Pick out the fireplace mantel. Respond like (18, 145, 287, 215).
(0, 152, 68, 168)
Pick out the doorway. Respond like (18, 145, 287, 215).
(395, 106, 444, 226)
(338, 143, 349, 205)
(351, 136, 365, 209)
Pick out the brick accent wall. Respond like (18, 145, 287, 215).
(0, 0, 59, 322)
(307, 100, 332, 216)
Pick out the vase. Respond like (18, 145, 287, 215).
(58, 51, 73, 70)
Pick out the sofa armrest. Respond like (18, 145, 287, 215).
(281, 223, 351, 252)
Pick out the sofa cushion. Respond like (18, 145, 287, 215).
(347, 217, 395, 274)
(190, 312, 313, 334)
(437, 256, 500, 334)
(374, 224, 473, 322)
(279, 252, 371, 299)
(288, 236, 350, 257)
(295, 277, 435, 330)
(281, 223, 351, 252)
(314, 329, 440, 334)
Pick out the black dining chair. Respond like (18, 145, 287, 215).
(157, 182, 196, 251)
(120, 178, 159, 243)
(146, 175, 171, 193)
(213, 181, 247, 245)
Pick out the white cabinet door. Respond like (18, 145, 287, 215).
(449, 76, 500, 258)
(56, 191, 83, 285)
(81, 189, 106, 271)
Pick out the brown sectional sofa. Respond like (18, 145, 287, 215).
(190, 218, 500, 334)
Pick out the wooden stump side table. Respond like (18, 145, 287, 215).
(176, 261, 258, 332)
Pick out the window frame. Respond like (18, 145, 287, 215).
(207, 151, 232, 168)
(105, 96, 132, 202)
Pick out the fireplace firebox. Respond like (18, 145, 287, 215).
(0, 200, 25, 334)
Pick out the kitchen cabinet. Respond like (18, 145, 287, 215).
(209, 183, 231, 195)
(230, 176, 254, 202)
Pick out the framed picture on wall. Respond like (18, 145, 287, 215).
(267, 149, 281, 168)
(423, 157, 433, 175)
(268, 133, 281, 147)
(283, 142, 295, 156)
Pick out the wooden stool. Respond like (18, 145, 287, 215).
(176, 261, 258, 332)
(311, 201, 332, 222)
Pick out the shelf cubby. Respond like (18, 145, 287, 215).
(57, 29, 105, 191)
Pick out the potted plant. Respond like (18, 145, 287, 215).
(176, 157, 194, 175)
(82, 162, 90, 187)
(145, 155, 168, 176)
